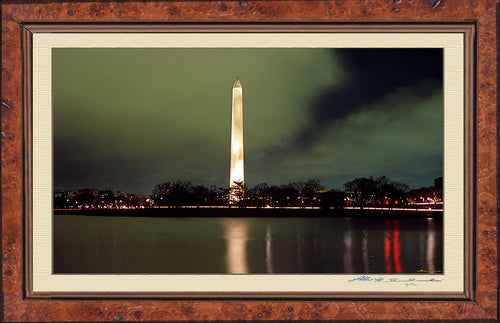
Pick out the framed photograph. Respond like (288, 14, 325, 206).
(2, 1, 498, 322)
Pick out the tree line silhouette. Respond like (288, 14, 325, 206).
(151, 176, 419, 208)
(54, 176, 442, 210)
(151, 178, 332, 208)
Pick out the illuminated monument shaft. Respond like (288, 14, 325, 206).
(230, 78, 244, 202)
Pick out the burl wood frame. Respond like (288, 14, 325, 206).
(2, 0, 498, 321)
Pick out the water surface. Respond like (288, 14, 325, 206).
(54, 214, 442, 274)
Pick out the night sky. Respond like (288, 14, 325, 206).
(53, 48, 443, 195)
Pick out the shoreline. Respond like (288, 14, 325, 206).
(53, 207, 442, 218)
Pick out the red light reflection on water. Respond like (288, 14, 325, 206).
(384, 220, 402, 273)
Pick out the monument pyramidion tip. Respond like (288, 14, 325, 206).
(234, 77, 241, 88)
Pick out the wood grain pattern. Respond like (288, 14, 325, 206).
(2, 0, 498, 321)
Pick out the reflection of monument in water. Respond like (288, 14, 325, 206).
(224, 218, 249, 274)
(229, 77, 244, 203)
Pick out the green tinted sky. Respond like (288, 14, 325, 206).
(53, 48, 443, 194)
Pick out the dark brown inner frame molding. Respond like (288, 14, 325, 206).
(2, 1, 498, 321)
(22, 23, 475, 301)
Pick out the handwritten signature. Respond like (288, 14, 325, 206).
(348, 275, 442, 283)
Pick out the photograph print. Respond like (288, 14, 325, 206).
(52, 47, 443, 274)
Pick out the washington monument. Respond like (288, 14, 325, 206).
(229, 77, 244, 203)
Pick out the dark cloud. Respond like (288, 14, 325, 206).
(252, 83, 443, 190)
(286, 48, 443, 149)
